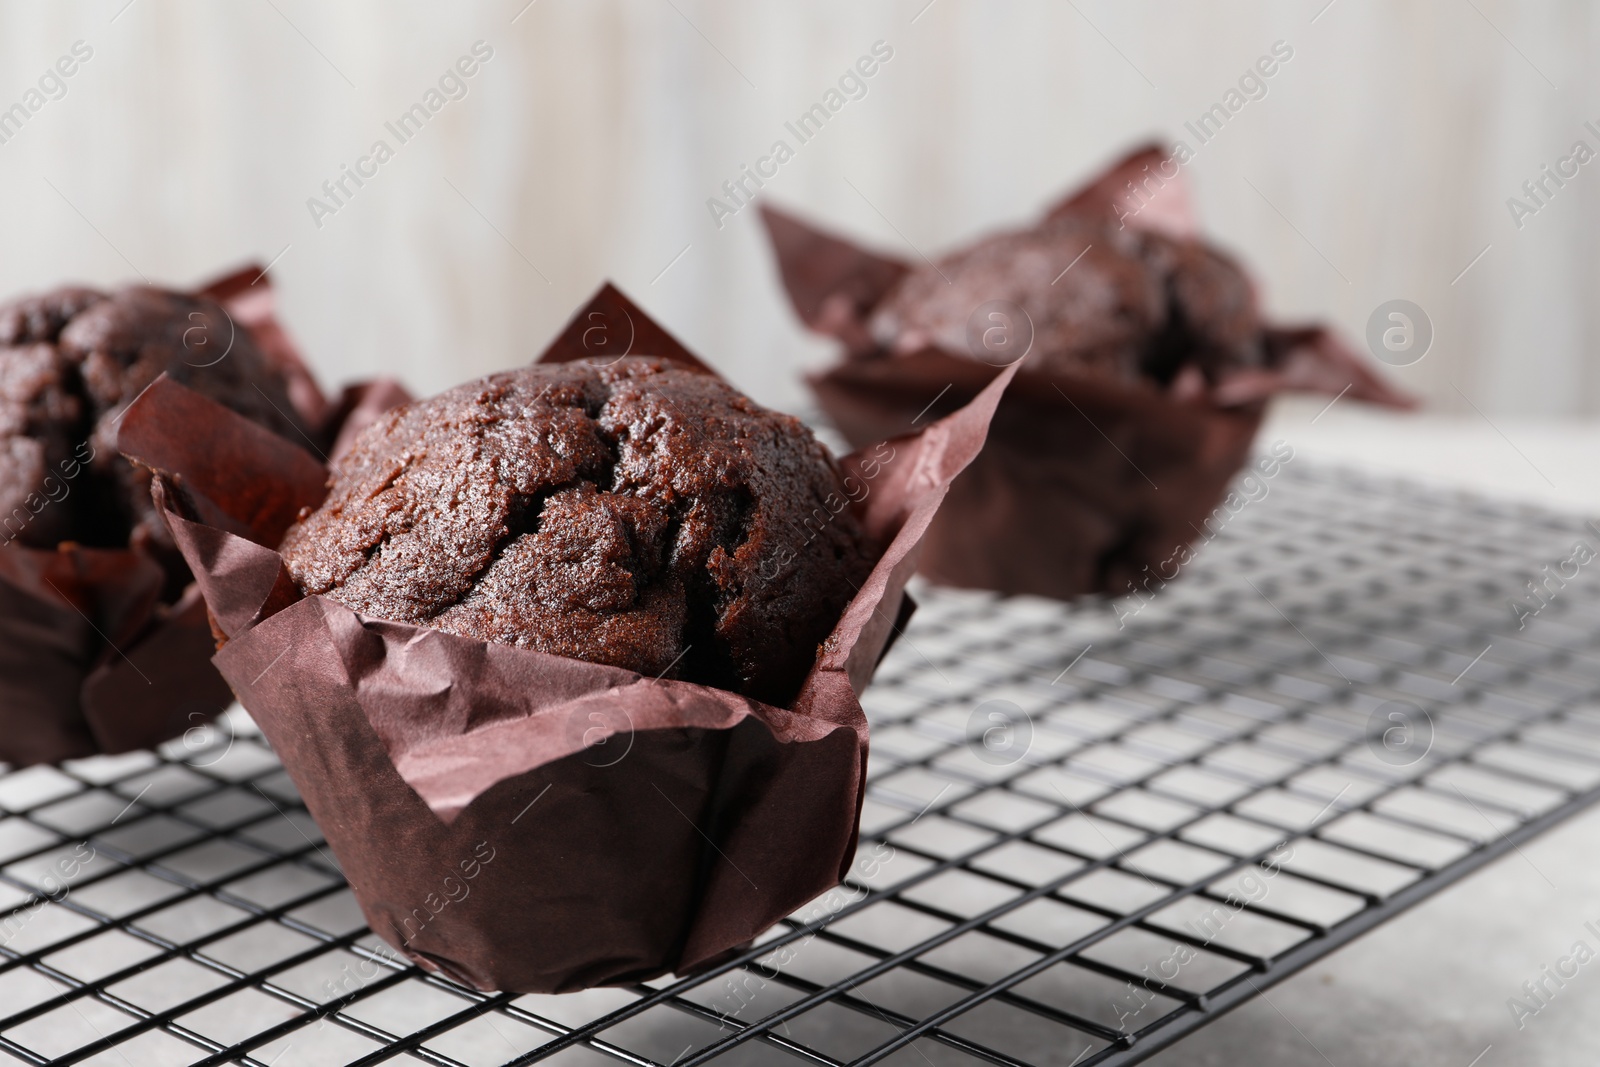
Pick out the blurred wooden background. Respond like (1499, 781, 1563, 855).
(0, 0, 1594, 417)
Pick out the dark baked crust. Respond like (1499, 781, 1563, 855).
(0, 288, 104, 347)
(0, 285, 307, 556)
(281, 358, 876, 704)
(870, 213, 1263, 383)
(1137, 232, 1260, 383)
(0, 343, 90, 548)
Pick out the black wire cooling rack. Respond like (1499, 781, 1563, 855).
(3, 460, 1600, 1066)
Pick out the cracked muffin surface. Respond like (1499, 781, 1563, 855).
(280, 358, 877, 705)
(0, 285, 306, 553)
(869, 213, 1264, 384)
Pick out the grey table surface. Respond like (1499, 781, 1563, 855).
(1142, 802, 1600, 1066)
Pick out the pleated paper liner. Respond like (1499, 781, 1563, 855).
(118, 283, 1015, 993)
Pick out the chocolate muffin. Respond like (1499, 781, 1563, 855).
(281, 357, 877, 705)
(0, 285, 307, 553)
(869, 213, 1263, 384)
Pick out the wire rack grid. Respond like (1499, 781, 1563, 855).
(0, 461, 1598, 1066)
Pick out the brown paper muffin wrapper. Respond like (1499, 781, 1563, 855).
(0, 266, 409, 766)
(117, 283, 1016, 994)
(762, 144, 1415, 601)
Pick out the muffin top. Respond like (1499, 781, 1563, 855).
(0, 286, 306, 554)
(280, 358, 877, 705)
(869, 213, 1262, 383)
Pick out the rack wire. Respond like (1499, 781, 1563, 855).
(2, 460, 1600, 1066)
